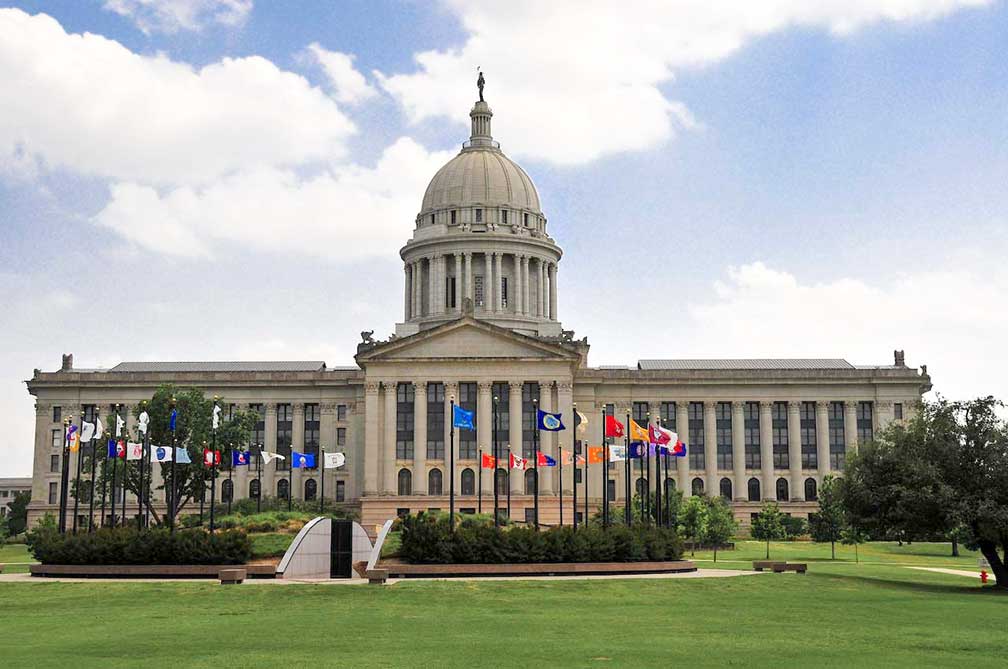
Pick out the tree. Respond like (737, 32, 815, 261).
(751, 501, 786, 559)
(701, 496, 738, 563)
(781, 515, 807, 539)
(679, 496, 708, 556)
(809, 475, 845, 559)
(840, 526, 869, 564)
(5, 490, 30, 536)
(842, 397, 1008, 588)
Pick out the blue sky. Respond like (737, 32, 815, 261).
(1, 1, 1005, 476)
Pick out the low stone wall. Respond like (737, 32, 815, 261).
(381, 560, 696, 578)
(30, 563, 278, 579)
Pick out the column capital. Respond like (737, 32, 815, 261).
(413, 381, 428, 396)
(292, 402, 305, 413)
(444, 381, 459, 396)
(265, 404, 278, 416)
(508, 380, 524, 391)
(538, 379, 554, 390)
(321, 403, 337, 414)
(815, 400, 831, 409)
(844, 399, 859, 409)
(731, 400, 745, 410)
(477, 381, 493, 393)
(759, 400, 775, 409)
(364, 381, 381, 395)
(787, 400, 802, 410)
(555, 381, 573, 393)
(464, 251, 472, 259)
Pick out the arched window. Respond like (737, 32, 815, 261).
(776, 477, 789, 502)
(719, 477, 732, 500)
(804, 477, 818, 502)
(428, 468, 443, 496)
(277, 479, 289, 500)
(635, 477, 648, 498)
(222, 479, 233, 503)
(304, 478, 317, 501)
(249, 479, 260, 499)
(524, 469, 537, 495)
(461, 468, 475, 496)
(495, 468, 508, 491)
(747, 477, 761, 502)
(691, 477, 704, 496)
(398, 469, 412, 496)
(665, 478, 676, 498)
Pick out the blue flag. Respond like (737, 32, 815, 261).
(452, 405, 475, 430)
(537, 410, 565, 431)
(292, 451, 316, 468)
(106, 439, 118, 458)
(169, 408, 177, 431)
(231, 450, 250, 466)
(627, 443, 648, 459)
(175, 446, 191, 464)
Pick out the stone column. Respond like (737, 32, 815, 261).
(383, 382, 397, 495)
(464, 252, 473, 307)
(844, 400, 858, 457)
(320, 403, 336, 501)
(548, 262, 558, 320)
(816, 401, 831, 479)
(264, 402, 277, 461)
(483, 253, 493, 311)
(556, 382, 574, 495)
(292, 403, 305, 499)
(478, 381, 493, 496)
(454, 253, 463, 313)
(404, 265, 411, 320)
(759, 401, 775, 501)
(411, 261, 419, 319)
(363, 383, 379, 495)
(509, 381, 524, 495)
(704, 402, 717, 495)
(676, 402, 690, 496)
(494, 252, 504, 312)
(538, 381, 555, 494)
(877, 400, 894, 431)
(731, 401, 746, 501)
(534, 260, 542, 317)
(514, 254, 523, 315)
(787, 401, 803, 501)
(413, 382, 427, 493)
(443, 382, 458, 497)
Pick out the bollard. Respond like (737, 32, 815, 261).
(980, 570, 988, 584)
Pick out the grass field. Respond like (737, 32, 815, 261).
(1, 541, 1004, 668)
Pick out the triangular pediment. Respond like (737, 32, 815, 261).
(356, 318, 580, 364)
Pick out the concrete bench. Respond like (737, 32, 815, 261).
(771, 563, 807, 574)
(365, 569, 388, 585)
(753, 561, 785, 572)
(219, 568, 246, 584)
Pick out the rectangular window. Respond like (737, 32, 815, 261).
(857, 402, 874, 444)
(474, 275, 484, 307)
(82, 404, 97, 423)
(51, 429, 61, 448)
(475, 208, 482, 223)
(304, 403, 320, 468)
(772, 402, 789, 469)
(716, 402, 732, 470)
(659, 402, 676, 430)
(501, 210, 508, 225)
(396, 383, 415, 460)
(524, 508, 536, 524)
(276, 403, 292, 471)
(894, 403, 903, 420)
(744, 402, 760, 469)
(523, 213, 529, 226)
(50, 454, 60, 472)
(337, 404, 347, 421)
(632, 402, 648, 430)
(451, 210, 457, 225)
(396, 508, 410, 519)
(250, 403, 266, 450)
(688, 402, 705, 470)
(48, 482, 58, 504)
(52, 406, 61, 423)
(800, 402, 817, 469)
(574, 468, 582, 484)
(427, 382, 445, 459)
(446, 276, 456, 309)
(458, 382, 477, 459)
(522, 382, 541, 460)
(337, 427, 346, 447)
(335, 480, 345, 502)
(491, 382, 510, 436)
(829, 401, 845, 470)
(607, 479, 616, 501)
(500, 277, 508, 309)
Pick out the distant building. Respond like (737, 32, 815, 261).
(1, 477, 31, 518)
(24, 93, 931, 530)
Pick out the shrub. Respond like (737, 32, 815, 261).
(782, 515, 809, 540)
(26, 525, 252, 565)
(399, 512, 684, 564)
(217, 496, 360, 521)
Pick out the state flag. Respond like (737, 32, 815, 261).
(175, 447, 192, 464)
(574, 409, 588, 435)
(604, 415, 624, 438)
(107, 439, 126, 459)
(480, 453, 497, 469)
(292, 451, 316, 468)
(452, 405, 475, 430)
(608, 445, 627, 462)
(629, 419, 649, 444)
(261, 450, 286, 465)
(169, 408, 177, 431)
(537, 452, 556, 467)
(587, 446, 606, 464)
(324, 452, 346, 469)
(628, 442, 649, 458)
(137, 411, 149, 435)
(673, 441, 687, 457)
(203, 449, 221, 466)
(232, 450, 251, 466)
(126, 442, 143, 461)
(509, 452, 528, 470)
(151, 446, 172, 463)
(80, 421, 96, 443)
(94, 417, 105, 442)
(650, 425, 675, 446)
(537, 410, 565, 431)
(115, 413, 126, 438)
(212, 404, 221, 430)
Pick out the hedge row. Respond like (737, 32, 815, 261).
(27, 526, 252, 565)
(400, 513, 684, 564)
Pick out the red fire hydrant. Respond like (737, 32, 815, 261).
(980, 570, 988, 584)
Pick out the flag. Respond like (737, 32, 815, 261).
(587, 446, 606, 464)
(560, 449, 586, 466)
(537, 452, 556, 467)
(137, 411, 149, 435)
(151, 446, 173, 463)
(324, 452, 346, 469)
(175, 447, 191, 464)
(292, 451, 316, 468)
(116, 413, 126, 438)
(480, 453, 497, 469)
(67, 424, 80, 453)
(126, 442, 143, 461)
(609, 445, 627, 461)
(212, 404, 221, 430)
(629, 419, 649, 444)
(94, 417, 104, 442)
(169, 408, 177, 431)
(232, 450, 251, 466)
(452, 405, 475, 430)
(537, 410, 565, 431)
(574, 409, 588, 435)
(650, 425, 675, 446)
(673, 441, 687, 457)
(80, 421, 96, 443)
(261, 450, 286, 465)
(628, 442, 649, 458)
(107, 439, 126, 459)
(509, 452, 528, 470)
(604, 415, 624, 438)
(203, 449, 221, 466)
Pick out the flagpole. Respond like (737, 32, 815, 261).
(492, 395, 499, 528)
(169, 397, 177, 535)
(572, 403, 577, 530)
(601, 409, 607, 529)
(320, 448, 325, 515)
(103, 407, 113, 527)
(143, 415, 151, 528)
(256, 443, 262, 513)
(532, 398, 539, 530)
(624, 410, 631, 527)
(228, 444, 235, 516)
(59, 419, 70, 534)
(664, 451, 670, 528)
(644, 412, 650, 525)
(449, 395, 456, 533)
(73, 410, 84, 534)
(199, 440, 207, 526)
(210, 398, 219, 533)
(88, 409, 98, 531)
(506, 447, 511, 520)
(478, 447, 483, 516)
(654, 417, 662, 528)
(558, 414, 563, 529)
(287, 441, 293, 512)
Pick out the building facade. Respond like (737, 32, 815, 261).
(24, 94, 931, 530)
(1, 477, 31, 519)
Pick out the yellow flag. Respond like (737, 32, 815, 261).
(69, 434, 80, 453)
(629, 419, 649, 444)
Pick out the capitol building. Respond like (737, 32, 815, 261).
(25, 93, 932, 529)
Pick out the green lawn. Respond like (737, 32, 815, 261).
(0, 543, 32, 573)
(1, 542, 1004, 668)
(690, 539, 983, 569)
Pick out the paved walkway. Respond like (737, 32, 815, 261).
(907, 566, 985, 579)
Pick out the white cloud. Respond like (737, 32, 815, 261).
(94, 137, 454, 259)
(0, 9, 355, 186)
(306, 43, 378, 104)
(103, 0, 252, 34)
(380, 0, 991, 165)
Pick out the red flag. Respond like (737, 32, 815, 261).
(203, 448, 221, 466)
(509, 452, 528, 470)
(605, 415, 625, 438)
(480, 452, 497, 469)
(649, 424, 673, 445)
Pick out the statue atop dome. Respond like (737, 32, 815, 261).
(477, 69, 485, 102)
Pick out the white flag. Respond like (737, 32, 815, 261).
(94, 417, 105, 441)
(80, 421, 96, 443)
(137, 411, 149, 435)
(115, 414, 125, 438)
(324, 452, 345, 469)
(261, 450, 286, 465)
(126, 442, 143, 461)
(150, 445, 172, 462)
(212, 404, 221, 430)
(609, 445, 627, 462)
